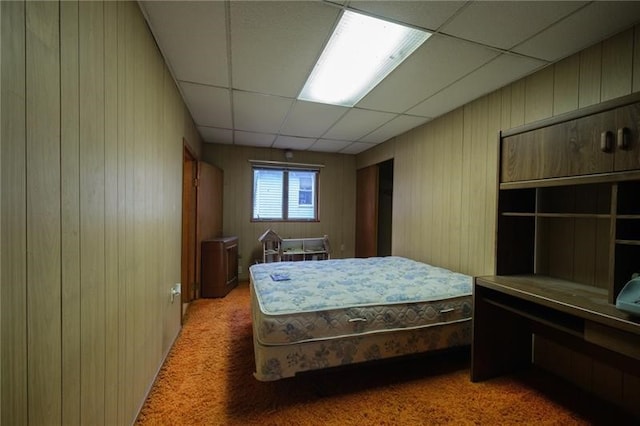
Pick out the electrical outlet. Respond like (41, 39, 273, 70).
(340, 243, 345, 252)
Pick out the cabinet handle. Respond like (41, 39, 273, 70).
(600, 131, 614, 153)
(617, 127, 631, 150)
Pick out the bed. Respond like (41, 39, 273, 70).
(249, 256, 472, 381)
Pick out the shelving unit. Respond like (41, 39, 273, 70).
(258, 228, 330, 263)
(496, 180, 640, 303)
(473, 94, 640, 414)
(280, 236, 331, 261)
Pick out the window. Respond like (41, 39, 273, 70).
(252, 167, 319, 221)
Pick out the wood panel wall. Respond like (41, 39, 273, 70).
(202, 144, 356, 280)
(357, 25, 640, 414)
(0, 2, 200, 424)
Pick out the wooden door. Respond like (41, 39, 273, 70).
(356, 165, 378, 258)
(195, 161, 223, 298)
(181, 146, 197, 304)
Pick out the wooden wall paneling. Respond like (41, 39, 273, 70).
(116, 1, 132, 422)
(1, 1, 27, 423)
(633, 25, 640, 92)
(553, 54, 580, 115)
(396, 134, 412, 258)
(572, 186, 598, 285)
(623, 373, 640, 416)
(595, 214, 611, 289)
(524, 66, 554, 124)
(143, 11, 158, 402)
(26, 1, 62, 423)
(79, 1, 106, 423)
(434, 118, 449, 267)
(579, 43, 603, 108)
(146, 22, 164, 388)
(510, 79, 526, 128)
(418, 125, 432, 262)
(468, 98, 489, 274)
(391, 134, 407, 257)
(104, 2, 119, 423)
(60, 1, 81, 424)
(434, 121, 448, 266)
(485, 91, 502, 274)
(572, 218, 597, 285)
(601, 29, 633, 102)
(533, 336, 573, 382)
(141, 17, 152, 391)
(0, 0, 2, 419)
(447, 109, 464, 272)
(161, 67, 182, 349)
(343, 155, 357, 257)
(119, 2, 137, 420)
(592, 360, 623, 402)
(499, 86, 512, 130)
(411, 127, 422, 260)
(459, 103, 474, 274)
(567, 349, 593, 391)
(131, 4, 146, 416)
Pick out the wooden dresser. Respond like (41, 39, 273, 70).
(201, 236, 238, 298)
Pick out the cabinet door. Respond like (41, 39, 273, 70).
(572, 109, 615, 176)
(502, 121, 575, 182)
(614, 102, 640, 171)
(502, 111, 617, 182)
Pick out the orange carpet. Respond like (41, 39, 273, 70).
(137, 283, 633, 425)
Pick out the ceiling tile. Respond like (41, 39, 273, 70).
(230, 1, 340, 97)
(513, 1, 640, 62)
(360, 115, 431, 144)
(141, 1, 228, 86)
(441, 1, 586, 51)
(272, 135, 317, 150)
(280, 101, 349, 138)
(309, 139, 352, 153)
(180, 82, 232, 128)
(348, 1, 466, 31)
(357, 34, 499, 113)
(340, 142, 377, 155)
(323, 109, 397, 141)
(198, 126, 233, 144)
(408, 54, 547, 118)
(233, 91, 294, 134)
(234, 131, 276, 147)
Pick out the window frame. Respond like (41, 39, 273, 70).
(251, 165, 320, 222)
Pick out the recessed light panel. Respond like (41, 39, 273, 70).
(299, 10, 431, 107)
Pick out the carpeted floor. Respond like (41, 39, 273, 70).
(137, 282, 634, 425)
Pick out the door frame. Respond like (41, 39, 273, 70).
(181, 141, 198, 316)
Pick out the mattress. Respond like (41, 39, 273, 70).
(250, 257, 472, 347)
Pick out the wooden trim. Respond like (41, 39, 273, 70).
(502, 91, 640, 138)
(500, 170, 640, 190)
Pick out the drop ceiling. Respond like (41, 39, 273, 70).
(139, 1, 640, 155)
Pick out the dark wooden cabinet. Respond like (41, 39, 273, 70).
(201, 236, 238, 298)
(501, 97, 640, 182)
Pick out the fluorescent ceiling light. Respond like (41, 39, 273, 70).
(298, 10, 431, 107)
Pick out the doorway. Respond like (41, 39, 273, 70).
(355, 159, 394, 257)
(377, 160, 393, 256)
